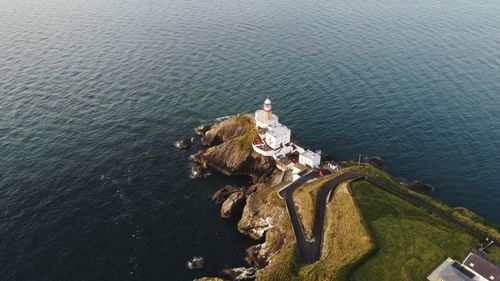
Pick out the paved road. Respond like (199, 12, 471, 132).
(280, 171, 496, 264)
(281, 171, 365, 263)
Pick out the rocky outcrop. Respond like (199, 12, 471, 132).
(202, 117, 248, 146)
(178, 138, 193, 150)
(212, 185, 241, 204)
(221, 190, 245, 218)
(194, 115, 275, 183)
(195, 124, 212, 137)
(192, 115, 290, 279)
(196, 140, 275, 182)
(196, 142, 274, 183)
(237, 184, 293, 271)
(222, 267, 256, 280)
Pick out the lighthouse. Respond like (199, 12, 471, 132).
(255, 97, 279, 129)
(263, 98, 272, 121)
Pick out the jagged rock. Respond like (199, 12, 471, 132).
(194, 115, 275, 183)
(212, 185, 241, 204)
(238, 185, 280, 240)
(222, 267, 256, 280)
(236, 183, 292, 274)
(195, 140, 274, 183)
(186, 256, 205, 270)
(195, 124, 212, 137)
(191, 164, 207, 179)
(178, 138, 193, 150)
(221, 190, 245, 218)
(202, 117, 248, 146)
(245, 184, 259, 195)
(244, 244, 269, 269)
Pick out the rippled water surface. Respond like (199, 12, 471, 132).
(1, 0, 499, 280)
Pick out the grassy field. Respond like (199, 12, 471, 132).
(349, 180, 481, 281)
(342, 162, 500, 241)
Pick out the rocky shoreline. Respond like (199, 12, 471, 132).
(182, 114, 437, 281)
(182, 114, 294, 280)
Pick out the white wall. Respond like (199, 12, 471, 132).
(265, 128, 290, 149)
(299, 152, 321, 167)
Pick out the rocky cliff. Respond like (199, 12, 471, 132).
(194, 114, 275, 183)
(193, 114, 294, 280)
(236, 183, 295, 278)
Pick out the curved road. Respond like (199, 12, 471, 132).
(280, 171, 365, 263)
(280, 171, 495, 264)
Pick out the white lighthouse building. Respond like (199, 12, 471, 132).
(255, 98, 279, 129)
(265, 124, 291, 149)
(253, 98, 293, 155)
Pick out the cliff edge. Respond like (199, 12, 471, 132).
(194, 114, 275, 183)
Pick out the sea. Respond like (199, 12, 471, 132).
(1, 0, 499, 280)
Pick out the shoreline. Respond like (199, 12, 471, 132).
(180, 113, 500, 281)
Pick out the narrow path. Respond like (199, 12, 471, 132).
(280, 171, 495, 264)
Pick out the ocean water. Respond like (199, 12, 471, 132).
(1, 0, 499, 280)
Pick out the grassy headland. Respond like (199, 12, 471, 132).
(349, 179, 480, 280)
(264, 164, 499, 281)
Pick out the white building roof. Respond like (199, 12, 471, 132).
(300, 150, 320, 160)
(427, 258, 476, 281)
(267, 123, 290, 137)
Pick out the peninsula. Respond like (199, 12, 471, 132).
(187, 99, 500, 281)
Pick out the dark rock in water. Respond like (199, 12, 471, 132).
(221, 267, 256, 280)
(212, 185, 241, 204)
(195, 124, 212, 137)
(221, 190, 246, 219)
(409, 181, 434, 194)
(192, 163, 208, 179)
(186, 256, 205, 270)
(178, 138, 193, 150)
(366, 156, 385, 169)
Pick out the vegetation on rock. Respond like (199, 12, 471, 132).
(195, 114, 274, 183)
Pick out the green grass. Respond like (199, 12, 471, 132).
(258, 163, 500, 281)
(349, 180, 480, 281)
(341, 163, 500, 241)
(486, 245, 500, 262)
(234, 114, 259, 151)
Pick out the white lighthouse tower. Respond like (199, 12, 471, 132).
(255, 98, 279, 129)
(263, 98, 272, 121)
